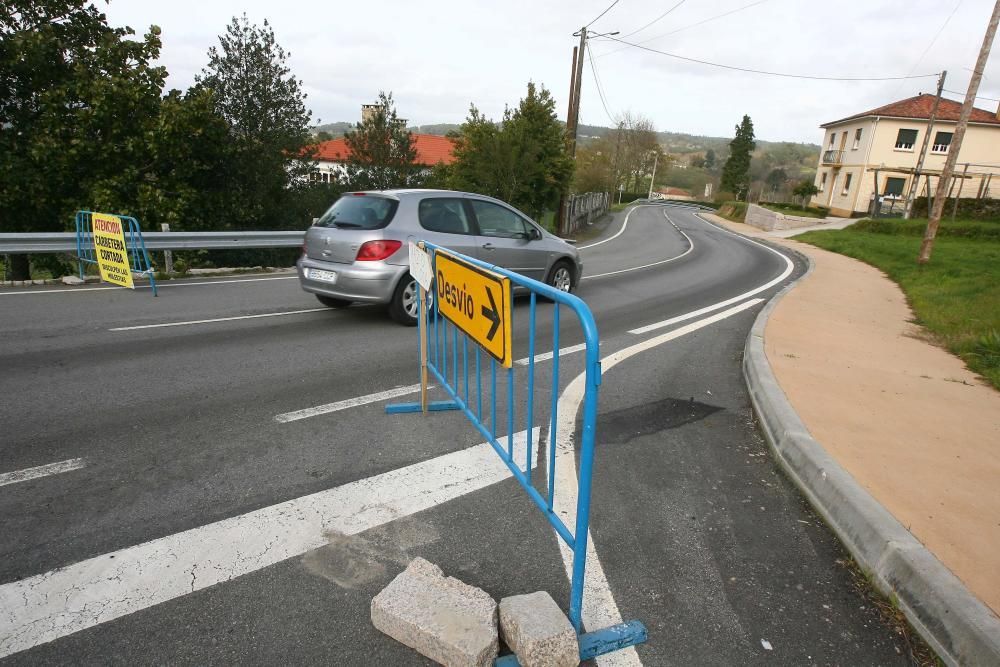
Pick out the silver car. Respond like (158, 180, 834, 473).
(297, 189, 583, 325)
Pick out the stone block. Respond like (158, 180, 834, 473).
(499, 591, 578, 667)
(371, 557, 498, 666)
(61, 275, 84, 285)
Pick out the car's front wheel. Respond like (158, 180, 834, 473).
(388, 274, 432, 326)
(546, 261, 575, 294)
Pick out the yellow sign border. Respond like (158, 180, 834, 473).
(434, 250, 512, 368)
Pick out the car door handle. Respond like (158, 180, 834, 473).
(481, 243, 495, 250)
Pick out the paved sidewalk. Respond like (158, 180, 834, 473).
(702, 213, 1000, 618)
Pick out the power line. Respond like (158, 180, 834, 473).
(892, 0, 963, 97)
(586, 43, 616, 123)
(945, 87, 1000, 102)
(595, 0, 769, 58)
(595, 34, 942, 81)
(621, 0, 687, 39)
(584, 0, 621, 29)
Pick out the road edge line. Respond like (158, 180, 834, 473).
(740, 240, 1000, 667)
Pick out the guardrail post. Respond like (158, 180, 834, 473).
(161, 224, 173, 275)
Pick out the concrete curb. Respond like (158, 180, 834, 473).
(743, 247, 1000, 666)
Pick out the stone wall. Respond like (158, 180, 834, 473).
(744, 203, 824, 231)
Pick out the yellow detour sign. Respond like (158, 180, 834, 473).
(91, 213, 134, 289)
(435, 249, 512, 367)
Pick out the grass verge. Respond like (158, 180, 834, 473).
(760, 202, 829, 219)
(795, 226, 1000, 390)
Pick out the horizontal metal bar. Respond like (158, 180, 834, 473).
(0, 231, 304, 254)
(493, 620, 648, 665)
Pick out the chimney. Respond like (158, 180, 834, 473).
(361, 103, 383, 123)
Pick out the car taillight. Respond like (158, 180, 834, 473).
(356, 240, 402, 261)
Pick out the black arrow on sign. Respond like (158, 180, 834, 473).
(482, 286, 501, 341)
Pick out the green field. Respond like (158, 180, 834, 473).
(796, 221, 1000, 390)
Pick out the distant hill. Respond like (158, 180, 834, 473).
(311, 122, 460, 138)
(576, 123, 820, 156)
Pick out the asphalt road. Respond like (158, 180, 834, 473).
(0, 204, 912, 665)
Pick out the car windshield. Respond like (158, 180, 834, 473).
(315, 195, 398, 230)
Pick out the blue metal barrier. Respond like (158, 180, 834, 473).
(75, 211, 158, 296)
(386, 241, 647, 663)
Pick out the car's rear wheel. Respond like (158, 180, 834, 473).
(316, 295, 352, 308)
(546, 261, 575, 294)
(389, 274, 433, 326)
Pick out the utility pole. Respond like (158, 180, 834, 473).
(903, 70, 947, 219)
(647, 152, 659, 199)
(567, 27, 587, 158)
(919, 0, 1000, 263)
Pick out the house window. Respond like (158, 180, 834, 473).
(852, 128, 862, 150)
(895, 129, 918, 150)
(842, 173, 853, 195)
(828, 132, 836, 148)
(818, 172, 827, 192)
(884, 177, 906, 197)
(932, 131, 953, 153)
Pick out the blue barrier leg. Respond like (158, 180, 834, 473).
(526, 293, 536, 480)
(507, 286, 514, 458)
(476, 346, 482, 422)
(548, 303, 560, 509)
(491, 358, 497, 439)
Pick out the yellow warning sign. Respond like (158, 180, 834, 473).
(91, 213, 134, 289)
(435, 250, 512, 367)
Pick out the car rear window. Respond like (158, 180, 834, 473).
(314, 195, 398, 230)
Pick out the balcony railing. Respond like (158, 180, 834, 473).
(822, 149, 845, 165)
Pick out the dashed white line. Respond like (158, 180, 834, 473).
(0, 430, 539, 658)
(515, 342, 588, 366)
(0, 458, 86, 487)
(109, 308, 330, 331)
(583, 210, 693, 280)
(275, 384, 426, 423)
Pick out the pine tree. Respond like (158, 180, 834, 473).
(720, 115, 756, 199)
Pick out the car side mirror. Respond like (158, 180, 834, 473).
(528, 228, 542, 241)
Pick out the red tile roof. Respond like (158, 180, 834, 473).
(656, 186, 692, 196)
(822, 94, 1000, 127)
(312, 134, 457, 166)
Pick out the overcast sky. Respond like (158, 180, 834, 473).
(102, 0, 1000, 144)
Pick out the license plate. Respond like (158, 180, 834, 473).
(307, 268, 338, 284)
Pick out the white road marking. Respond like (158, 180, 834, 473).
(0, 275, 296, 296)
(274, 384, 425, 423)
(577, 204, 648, 250)
(109, 308, 329, 331)
(0, 458, 86, 488)
(628, 214, 794, 335)
(550, 298, 764, 666)
(583, 210, 694, 280)
(0, 429, 539, 658)
(515, 342, 588, 366)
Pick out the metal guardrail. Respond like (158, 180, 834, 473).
(0, 231, 304, 254)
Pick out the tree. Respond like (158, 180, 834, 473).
(720, 115, 755, 199)
(342, 91, 421, 190)
(196, 14, 313, 229)
(448, 82, 573, 221)
(1, 1, 172, 278)
(704, 149, 717, 170)
(792, 180, 820, 209)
